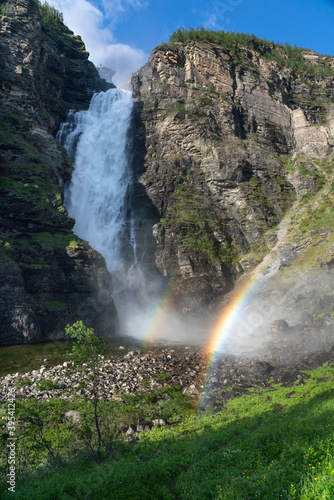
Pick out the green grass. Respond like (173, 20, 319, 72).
(15, 377, 33, 388)
(1, 363, 334, 499)
(35, 379, 60, 391)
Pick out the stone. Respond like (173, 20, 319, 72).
(130, 40, 301, 317)
(271, 320, 289, 335)
(126, 425, 137, 436)
(252, 361, 274, 375)
(152, 418, 166, 427)
(183, 384, 200, 396)
(64, 410, 82, 423)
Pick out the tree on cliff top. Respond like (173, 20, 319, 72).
(35, 0, 64, 24)
(168, 27, 334, 76)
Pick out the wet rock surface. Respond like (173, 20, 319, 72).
(1, 340, 334, 413)
(131, 40, 334, 317)
(0, 0, 118, 345)
(0, 348, 207, 404)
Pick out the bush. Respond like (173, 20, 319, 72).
(35, 379, 60, 391)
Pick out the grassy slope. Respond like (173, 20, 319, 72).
(1, 362, 334, 499)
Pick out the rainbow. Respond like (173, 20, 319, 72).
(140, 270, 265, 352)
(198, 271, 267, 405)
(206, 273, 264, 359)
(138, 265, 268, 399)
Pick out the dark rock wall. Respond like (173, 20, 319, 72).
(131, 41, 334, 315)
(0, 0, 118, 345)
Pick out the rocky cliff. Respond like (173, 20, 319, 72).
(0, 0, 118, 345)
(131, 33, 334, 326)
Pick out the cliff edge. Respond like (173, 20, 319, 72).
(0, 0, 118, 345)
(131, 32, 334, 327)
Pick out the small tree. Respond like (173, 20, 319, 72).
(37, 1, 64, 24)
(65, 321, 111, 460)
(65, 320, 106, 366)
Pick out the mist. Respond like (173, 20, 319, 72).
(52, 5, 334, 362)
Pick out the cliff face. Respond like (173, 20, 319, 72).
(131, 40, 334, 318)
(0, 0, 118, 345)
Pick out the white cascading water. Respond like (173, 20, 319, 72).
(58, 89, 134, 274)
(58, 87, 190, 343)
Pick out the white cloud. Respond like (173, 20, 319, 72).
(203, 13, 218, 29)
(47, 0, 147, 88)
(101, 0, 147, 24)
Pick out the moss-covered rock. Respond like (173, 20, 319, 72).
(0, 0, 118, 345)
(131, 36, 334, 317)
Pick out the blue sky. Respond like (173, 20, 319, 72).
(112, 0, 334, 55)
(48, 0, 334, 87)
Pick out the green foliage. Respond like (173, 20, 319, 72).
(200, 95, 212, 106)
(298, 162, 310, 176)
(39, 300, 68, 310)
(4, 363, 334, 499)
(246, 175, 280, 223)
(175, 101, 187, 113)
(31, 232, 85, 251)
(36, 379, 60, 391)
(298, 197, 334, 234)
(160, 99, 209, 120)
(169, 27, 334, 76)
(15, 377, 32, 388)
(249, 175, 261, 188)
(0, 239, 11, 258)
(65, 322, 111, 461)
(169, 26, 267, 49)
(35, 0, 64, 24)
(65, 321, 106, 368)
(168, 178, 231, 263)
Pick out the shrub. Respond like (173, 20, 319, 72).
(35, 379, 60, 391)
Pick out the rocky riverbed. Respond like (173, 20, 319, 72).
(1, 340, 334, 409)
(0, 348, 207, 404)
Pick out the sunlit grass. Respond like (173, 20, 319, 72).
(1, 363, 334, 499)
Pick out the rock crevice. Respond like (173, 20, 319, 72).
(0, 0, 118, 345)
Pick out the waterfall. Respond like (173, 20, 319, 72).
(58, 88, 183, 343)
(58, 89, 134, 274)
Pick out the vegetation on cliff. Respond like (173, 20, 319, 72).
(131, 29, 334, 314)
(34, 0, 64, 24)
(169, 27, 334, 76)
(0, 0, 116, 345)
